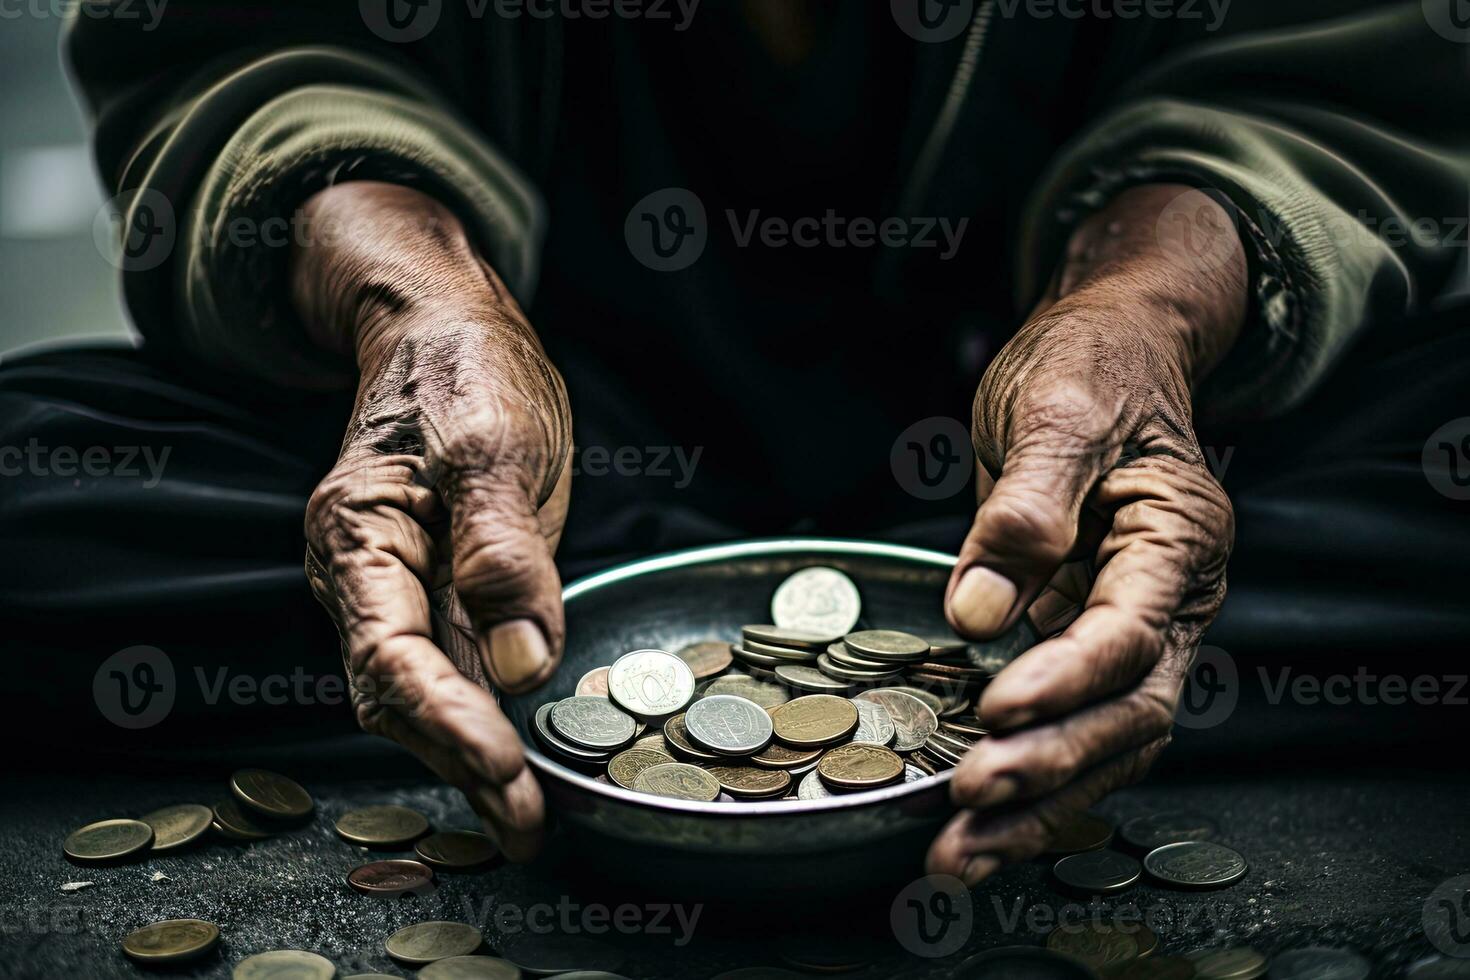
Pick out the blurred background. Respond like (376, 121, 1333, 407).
(0, 14, 130, 353)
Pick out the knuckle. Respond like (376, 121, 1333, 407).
(454, 526, 544, 602)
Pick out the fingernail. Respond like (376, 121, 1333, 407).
(481, 619, 550, 691)
(951, 566, 1018, 636)
(974, 774, 1020, 809)
(962, 854, 1001, 887)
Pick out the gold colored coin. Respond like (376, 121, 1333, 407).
(631, 762, 721, 802)
(704, 765, 792, 799)
(816, 743, 904, 790)
(770, 695, 859, 748)
(608, 746, 676, 789)
(1046, 922, 1141, 972)
(750, 741, 821, 770)
(229, 769, 313, 820)
(419, 955, 523, 979)
(233, 949, 336, 979)
(121, 918, 220, 963)
(334, 805, 430, 847)
(385, 921, 484, 965)
(632, 734, 669, 753)
(212, 798, 274, 841)
(141, 804, 213, 852)
(676, 640, 735, 678)
(414, 831, 501, 871)
(63, 818, 153, 862)
(662, 714, 719, 762)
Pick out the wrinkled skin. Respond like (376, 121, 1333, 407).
(291, 180, 1244, 874)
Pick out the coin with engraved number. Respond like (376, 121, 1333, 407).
(1188, 947, 1268, 980)
(64, 818, 153, 862)
(662, 713, 720, 762)
(550, 696, 637, 751)
(774, 664, 853, 694)
(1045, 810, 1115, 854)
(684, 695, 774, 755)
(850, 698, 896, 745)
(817, 743, 904, 790)
(230, 769, 314, 820)
(1144, 840, 1247, 889)
(751, 741, 821, 770)
(607, 649, 696, 719)
(771, 567, 862, 636)
(843, 629, 930, 662)
(233, 949, 336, 980)
(1046, 922, 1141, 973)
(418, 955, 523, 979)
(575, 666, 610, 697)
(386, 922, 484, 965)
(347, 859, 435, 897)
(1120, 811, 1219, 852)
(335, 805, 430, 847)
(632, 762, 722, 802)
(122, 919, 220, 964)
(1053, 850, 1142, 894)
(140, 804, 213, 852)
(703, 674, 790, 708)
(705, 765, 792, 799)
(415, 830, 500, 871)
(676, 640, 734, 679)
(854, 689, 937, 752)
(771, 695, 859, 747)
(608, 746, 676, 789)
(1268, 947, 1370, 980)
(956, 947, 1099, 979)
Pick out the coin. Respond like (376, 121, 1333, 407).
(662, 713, 720, 762)
(774, 664, 853, 694)
(920, 735, 964, 769)
(1113, 956, 1199, 980)
(940, 716, 988, 739)
(607, 649, 696, 719)
(415, 830, 501, 871)
(1268, 947, 1370, 980)
(230, 769, 313, 820)
(608, 747, 676, 789)
(850, 699, 896, 745)
(854, 689, 937, 752)
(1046, 922, 1141, 972)
(817, 743, 904, 790)
(1045, 810, 1115, 854)
(633, 762, 722, 801)
(140, 804, 213, 852)
(731, 644, 786, 670)
(503, 935, 627, 976)
(843, 629, 930, 662)
(750, 741, 821, 770)
(881, 685, 945, 714)
(1188, 947, 1268, 980)
(816, 653, 901, 684)
(550, 696, 637, 750)
(684, 695, 774, 755)
(742, 625, 839, 651)
(823, 642, 898, 671)
(703, 674, 790, 708)
(121, 918, 220, 963)
(903, 764, 928, 783)
(419, 956, 523, 979)
(213, 799, 274, 841)
(796, 770, 832, 800)
(771, 566, 861, 636)
(771, 694, 859, 747)
(676, 640, 734, 678)
(335, 805, 430, 847)
(63, 817, 153, 862)
(234, 949, 336, 980)
(386, 922, 484, 965)
(533, 702, 611, 767)
(1144, 840, 1247, 889)
(347, 859, 435, 897)
(742, 638, 821, 663)
(705, 765, 792, 799)
(575, 666, 610, 697)
(1053, 849, 1142, 894)
(1121, 811, 1219, 852)
(956, 947, 1099, 979)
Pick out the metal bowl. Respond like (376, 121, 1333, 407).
(500, 538, 1023, 900)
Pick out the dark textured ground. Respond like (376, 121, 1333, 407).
(3, 677, 1468, 980)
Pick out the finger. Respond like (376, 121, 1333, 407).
(950, 674, 1178, 809)
(946, 382, 1116, 639)
(926, 738, 1168, 886)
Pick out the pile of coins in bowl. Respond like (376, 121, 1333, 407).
(531, 565, 1004, 802)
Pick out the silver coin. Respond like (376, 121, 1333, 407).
(1120, 811, 1218, 851)
(741, 637, 821, 662)
(233, 949, 336, 980)
(1268, 948, 1370, 980)
(817, 653, 901, 684)
(1144, 841, 1248, 889)
(1052, 849, 1142, 895)
(1188, 947, 1269, 980)
(823, 642, 900, 672)
(850, 699, 896, 746)
(683, 695, 774, 756)
(882, 685, 946, 714)
(742, 625, 839, 650)
(797, 770, 833, 801)
(730, 645, 786, 670)
(854, 689, 937, 752)
(607, 649, 695, 719)
(843, 629, 930, 662)
(902, 764, 927, 783)
(418, 956, 522, 980)
(548, 696, 637, 751)
(774, 664, 853, 694)
(771, 567, 861, 636)
(533, 703, 611, 765)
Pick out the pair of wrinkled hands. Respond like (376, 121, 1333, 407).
(296, 181, 1242, 886)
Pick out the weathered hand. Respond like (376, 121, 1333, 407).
(294, 183, 571, 860)
(927, 185, 1246, 884)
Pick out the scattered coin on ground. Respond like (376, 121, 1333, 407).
(386, 921, 484, 965)
(415, 830, 501, 871)
(64, 818, 154, 862)
(233, 949, 336, 980)
(140, 804, 213, 852)
(335, 804, 430, 847)
(229, 769, 313, 820)
(347, 859, 435, 898)
(121, 918, 220, 964)
(1145, 840, 1248, 889)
